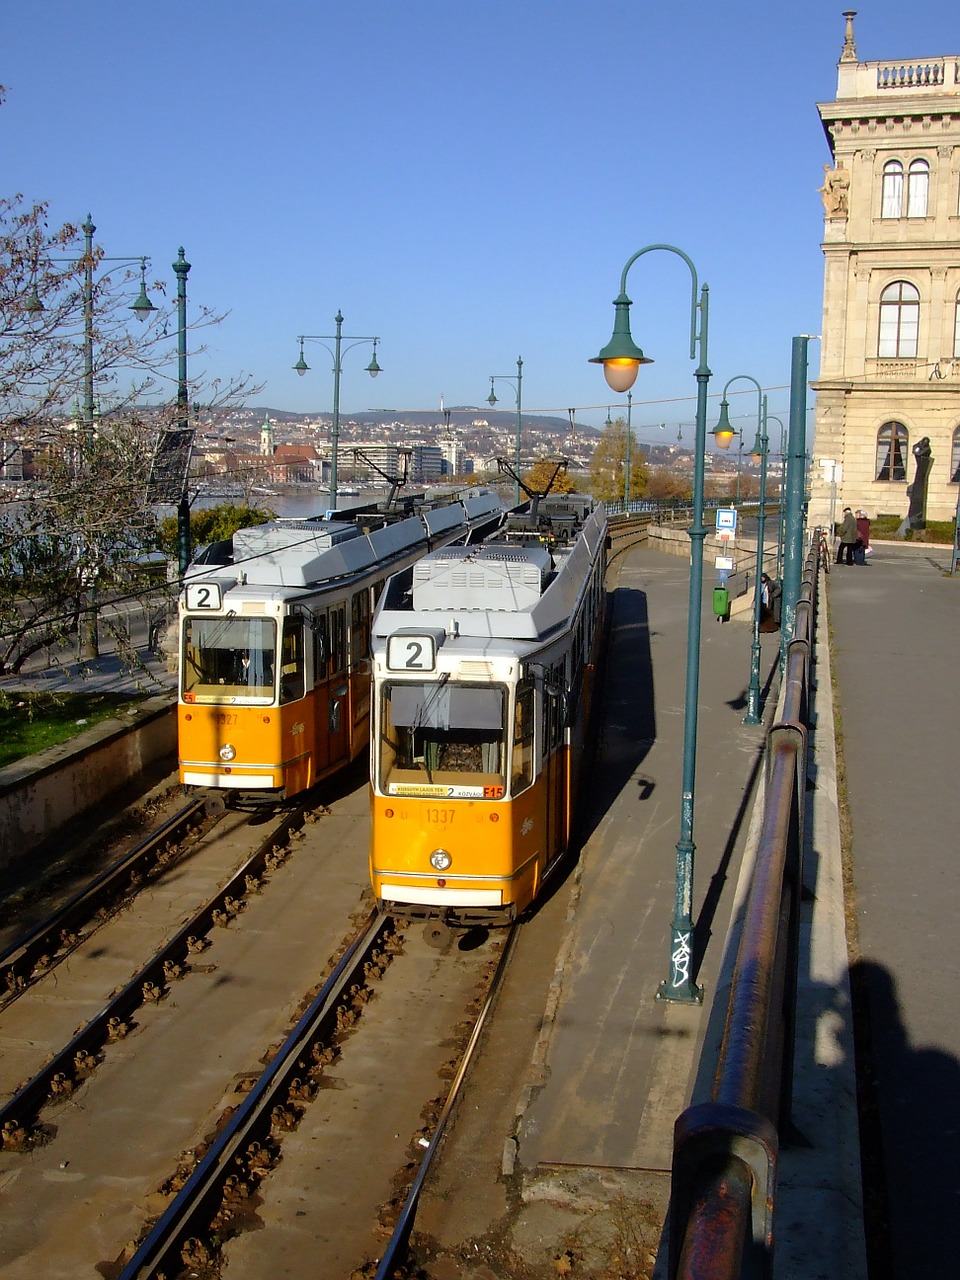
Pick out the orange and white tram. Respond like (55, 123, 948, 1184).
(369, 494, 608, 925)
(177, 491, 504, 802)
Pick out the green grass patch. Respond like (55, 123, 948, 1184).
(869, 514, 955, 543)
(0, 690, 155, 770)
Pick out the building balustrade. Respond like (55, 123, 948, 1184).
(876, 60, 947, 90)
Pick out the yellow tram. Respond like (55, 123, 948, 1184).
(369, 495, 608, 925)
(177, 491, 504, 802)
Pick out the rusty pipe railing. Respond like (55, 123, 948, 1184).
(668, 534, 822, 1280)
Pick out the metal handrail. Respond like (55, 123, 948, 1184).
(668, 534, 822, 1280)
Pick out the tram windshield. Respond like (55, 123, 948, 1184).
(181, 616, 277, 703)
(378, 681, 507, 797)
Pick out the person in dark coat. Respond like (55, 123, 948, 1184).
(836, 507, 858, 565)
(854, 509, 871, 565)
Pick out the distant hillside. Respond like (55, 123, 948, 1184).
(245, 406, 597, 435)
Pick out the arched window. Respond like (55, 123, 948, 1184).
(951, 426, 960, 484)
(876, 422, 909, 481)
(878, 281, 920, 358)
(907, 159, 930, 217)
(881, 160, 904, 218)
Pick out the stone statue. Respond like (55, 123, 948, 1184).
(900, 436, 933, 534)
(820, 163, 850, 218)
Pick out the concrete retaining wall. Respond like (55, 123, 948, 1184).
(0, 696, 177, 870)
(647, 522, 779, 620)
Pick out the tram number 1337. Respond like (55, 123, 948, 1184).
(387, 633, 437, 672)
(426, 807, 454, 826)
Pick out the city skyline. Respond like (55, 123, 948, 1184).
(2, 2, 954, 443)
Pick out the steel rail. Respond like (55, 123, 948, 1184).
(114, 908, 389, 1280)
(0, 798, 313, 1142)
(373, 917, 522, 1278)
(1, 798, 211, 1003)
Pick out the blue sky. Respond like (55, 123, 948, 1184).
(2, 2, 956, 444)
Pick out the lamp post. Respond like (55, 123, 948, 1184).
(173, 249, 192, 574)
(624, 391, 634, 505)
(781, 337, 817, 658)
(745, 398, 770, 724)
(294, 311, 381, 510)
(713, 376, 765, 720)
(767, 415, 786, 580)
(27, 215, 156, 656)
(487, 356, 523, 506)
(26, 214, 156, 448)
(590, 244, 710, 1005)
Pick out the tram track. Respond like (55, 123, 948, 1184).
(0, 797, 215, 1008)
(0, 763, 518, 1280)
(0, 797, 321, 1148)
(110, 912, 517, 1280)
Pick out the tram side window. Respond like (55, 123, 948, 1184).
(541, 663, 566, 755)
(314, 615, 329, 681)
(279, 618, 306, 704)
(512, 681, 535, 795)
(330, 606, 346, 676)
(351, 589, 370, 667)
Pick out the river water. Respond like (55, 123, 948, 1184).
(154, 486, 391, 524)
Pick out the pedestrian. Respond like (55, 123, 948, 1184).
(836, 507, 858, 565)
(758, 572, 778, 632)
(854, 509, 871, 565)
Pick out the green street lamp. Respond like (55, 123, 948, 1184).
(623, 391, 634, 505)
(766, 415, 786, 580)
(743, 398, 771, 724)
(294, 311, 381, 510)
(29, 215, 156, 658)
(27, 214, 157, 451)
(712, 378, 767, 723)
(487, 356, 523, 506)
(781, 337, 818, 660)
(591, 244, 710, 1005)
(173, 248, 193, 575)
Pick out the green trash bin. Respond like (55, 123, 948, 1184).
(713, 586, 730, 621)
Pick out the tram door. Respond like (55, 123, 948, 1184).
(325, 604, 350, 767)
(544, 680, 568, 861)
(312, 616, 331, 775)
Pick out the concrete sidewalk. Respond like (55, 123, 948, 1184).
(0, 648, 176, 698)
(826, 540, 960, 1275)
(418, 541, 864, 1277)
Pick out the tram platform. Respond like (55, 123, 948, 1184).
(418, 539, 864, 1278)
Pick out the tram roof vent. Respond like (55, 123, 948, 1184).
(233, 521, 363, 557)
(411, 544, 552, 611)
(231, 520, 370, 586)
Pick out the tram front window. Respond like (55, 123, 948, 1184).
(182, 616, 277, 703)
(379, 682, 506, 794)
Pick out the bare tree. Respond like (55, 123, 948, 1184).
(0, 180, 260, 673)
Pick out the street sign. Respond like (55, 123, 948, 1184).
(716, 507, 737, 532)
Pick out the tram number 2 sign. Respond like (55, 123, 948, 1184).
(387, 633, 437, 673)
(184, 582, 223, 611)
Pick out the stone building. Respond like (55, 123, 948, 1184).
(810, 12, 960, 528)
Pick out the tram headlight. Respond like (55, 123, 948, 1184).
(429, 849, 452, 872)
(219, 743, 237, 762)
